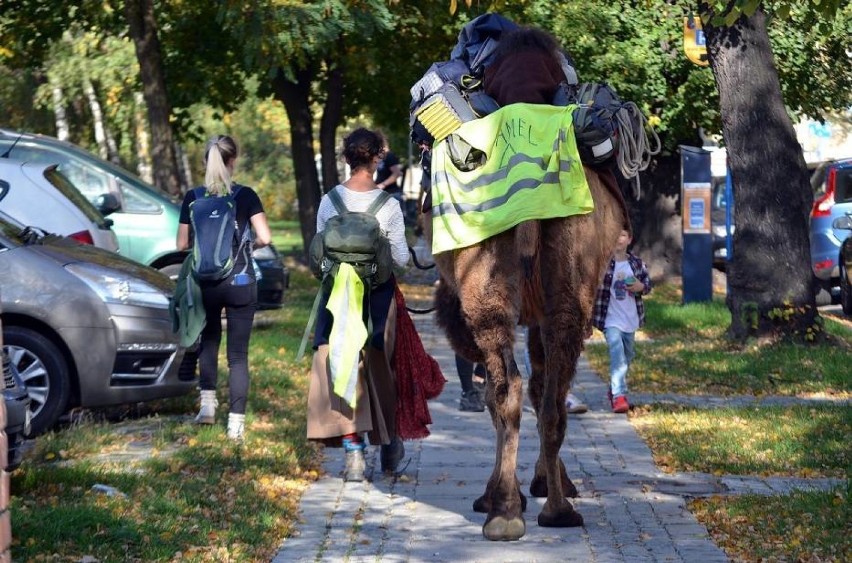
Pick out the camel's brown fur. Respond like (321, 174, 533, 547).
(430, 167, 626, 540)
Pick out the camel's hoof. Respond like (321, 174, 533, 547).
(529, 476, 579, 498)
(473, 492, 527, 513)
(538, 507, 584, 528)
(483, 516, 526, 541)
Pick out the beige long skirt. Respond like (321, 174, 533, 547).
(306, 299, 397, 447)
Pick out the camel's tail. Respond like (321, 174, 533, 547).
(517, 220, 543, 325)
(516, 220, 540, 280)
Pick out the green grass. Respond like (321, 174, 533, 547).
(11, 266, 322, 562)
(630, 404, 850, 478)
(690, 485, 851, 563)
(585, 283, 852, 396)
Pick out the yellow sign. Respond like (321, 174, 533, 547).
(683, 17, 709, 67)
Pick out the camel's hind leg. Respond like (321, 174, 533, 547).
(526, 324, 579, 499)
(453, 236, 527, 541)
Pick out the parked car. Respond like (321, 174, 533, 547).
(809, 158, 852, 304)
(833, 213, 852, 315)
(0, 129, 288, 309)
(0, 159, 119, 252)
(711, 176, 734, 270)
(0, 211, 194, 435)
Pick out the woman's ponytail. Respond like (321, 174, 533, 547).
(203, 135, 238, 196)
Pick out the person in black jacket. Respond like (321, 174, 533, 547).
(176, 135, 271, 440)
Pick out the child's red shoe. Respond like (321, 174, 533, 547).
(612, 395, 629, 414)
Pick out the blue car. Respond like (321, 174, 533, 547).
(809, 159, 852, 304)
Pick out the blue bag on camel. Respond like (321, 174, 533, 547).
(409, 13, 578, 147)
(188, 185, 249, 281)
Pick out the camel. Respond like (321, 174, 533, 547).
(427, 168, 627, 541)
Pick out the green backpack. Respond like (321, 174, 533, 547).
(309, 188, 393, 289)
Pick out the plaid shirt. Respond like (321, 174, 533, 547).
(591, 252, 652, 331)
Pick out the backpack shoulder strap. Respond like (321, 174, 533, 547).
(229, 184, 242, 200)
(327, 187, 348, 215)
(192, 186, 207, 200)
(366, 190, 392, 216)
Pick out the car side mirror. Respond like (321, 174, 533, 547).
(95, 193, 121, 216)
(831, 215, 852, 231)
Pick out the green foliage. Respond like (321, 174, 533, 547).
(183, 78, 297, 220)
(0, 66, 53, 131)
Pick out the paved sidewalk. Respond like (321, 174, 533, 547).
(274, 314, 736, 563)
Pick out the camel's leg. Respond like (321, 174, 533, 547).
(533, 221, 599, 529)
(479, 345, 526, 540)
(526, 325, 579, 499)
(453, 238, 527, 541)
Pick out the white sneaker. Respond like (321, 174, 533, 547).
(566, 393, 588, 414)
(195, 390, 218, 424)
(227, 412, 245, 441)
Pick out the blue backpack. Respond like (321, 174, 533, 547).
(188, 185, 249, 281)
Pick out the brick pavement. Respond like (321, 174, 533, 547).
(273, 314, 736, 562)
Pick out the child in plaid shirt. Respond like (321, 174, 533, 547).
(591, 229, 652, 413)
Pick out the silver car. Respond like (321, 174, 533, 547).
(0, 159, 119, 252)
(0, 213, 194, 435)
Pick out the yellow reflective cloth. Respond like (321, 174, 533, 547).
(430, 103, 593, 254)
(326, 263, 368, 408)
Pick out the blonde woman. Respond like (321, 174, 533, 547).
(177, 135, 271, 439)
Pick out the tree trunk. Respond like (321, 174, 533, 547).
(703, 6, 819, 342)
(51, 81, 69, 141)
(629, 151, 684, 281)
(83, 79, 109, 160)
(124, 0, 183, 196)
(133, 91, 153, 183)
(319, 45, 345, 193)
(271, 66, 322, 259)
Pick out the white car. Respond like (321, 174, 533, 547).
(0, 159, 119, 252)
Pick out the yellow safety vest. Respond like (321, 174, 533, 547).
(430, 103, 593, 254)
(326, 263, 368, 408)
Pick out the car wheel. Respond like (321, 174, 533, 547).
(159, 262, 183, 282)
(3, 326, 71, 436)
(841, 263, 852, 316)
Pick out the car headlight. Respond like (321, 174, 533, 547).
(65, 263, 170, 309)
(252, 245, 279, 261)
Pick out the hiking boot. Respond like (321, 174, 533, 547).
(344, 447, 366, 482)
(459, 388, 485, 412)
(612, 395, 630, 414)
(565, 393, 588, 414)
(380, 436, 405, 474)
